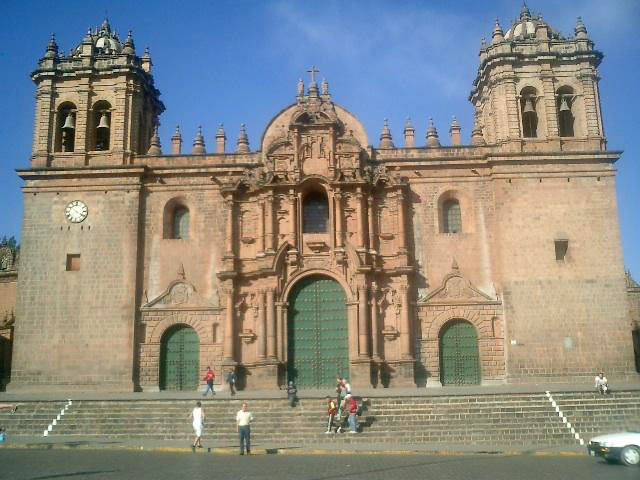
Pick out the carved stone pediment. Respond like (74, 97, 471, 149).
(421, 272, 496, 305)
(142, 281, 218, 310)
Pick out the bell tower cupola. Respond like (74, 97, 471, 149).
(469, 4, 605, 151)
(31, 19, 165, 167)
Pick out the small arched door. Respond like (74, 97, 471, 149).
(440, 319, 480, 385)
(287, 275, 349, 388)
(159, 325, 200, 391)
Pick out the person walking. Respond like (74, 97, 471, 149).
(227, 369, 237, 396)
(236, 402, 254, 455)
(287, 380, 297, 407)
(202, 366, 215, 397)
(189, 401, 204, 451)
(346, 394, 358, 433)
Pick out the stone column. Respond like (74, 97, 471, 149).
(367, 195, 376, 253)
(396, 190, 407, 252)
(266, 288, 277, 360)
(347, 301, 359, 360)
(370, 283, 380, 359)
(541, 72, 559, 136)
(289, 191, 297, 248)
(334, 191, 343, 248)
(356, 188, 366, 249)
(358, 286, 370, 358)
(275, 302, 284, 361)
(223, 286, 235, 362)
(504, 74, 521, 139)
(399, 284, 412, 359)
(258, 198, 265, 254)
(266, 193, 275, 252)
(579, 72, 602, 137)
(225, 198, 235, 257)
(257, 290, 266, 360)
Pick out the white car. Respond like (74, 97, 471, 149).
(587, 432, 640, 466)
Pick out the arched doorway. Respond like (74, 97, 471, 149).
(439, 319, 480, 385)
(287, 275, 349, 388)
(159, 325, 200, 391)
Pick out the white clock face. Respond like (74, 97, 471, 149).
(65, 200, 88, 223)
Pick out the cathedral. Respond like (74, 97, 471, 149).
(6, 5, 640, 392)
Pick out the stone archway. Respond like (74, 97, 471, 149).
(439, 319, 480, 385)
(159, 324, 200, 391)
(287, 275, 349, 388)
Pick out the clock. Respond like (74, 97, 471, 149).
(64, 200, 88, 223)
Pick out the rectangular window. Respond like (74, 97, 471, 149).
(554, 240, 568, 261)
(66, 254, 81, 271)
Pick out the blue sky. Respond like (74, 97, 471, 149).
(1, 0, 638, 277)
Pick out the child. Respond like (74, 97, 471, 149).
(325, 396, 337, 433)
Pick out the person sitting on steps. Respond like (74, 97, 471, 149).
(595, 371, 611, 395)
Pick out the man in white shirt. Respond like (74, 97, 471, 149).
(189, 401, 204, 451)
(236, 402, 254, 455)
(595, 372, 610, 395)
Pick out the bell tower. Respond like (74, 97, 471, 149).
(470, 5, 605, 150)
(31, 20, 164, 167)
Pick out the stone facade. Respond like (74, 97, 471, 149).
(7, 8, 640, 392)
(0, 244, 18, 388)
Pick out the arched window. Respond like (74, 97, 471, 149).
(557, 86, 575, 137)
(303, 191, 329, 233)
(55, 102, 77, 152)
(172, 207, 190, 239)
(443, 199, 462, 234)
(520, 87, 538, 138)
(92, 100, 112, 151)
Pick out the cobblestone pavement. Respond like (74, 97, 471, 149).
(0, 450, 638, 480)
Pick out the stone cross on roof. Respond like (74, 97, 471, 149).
(307, 66, 319, 83)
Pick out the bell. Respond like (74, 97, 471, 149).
(559, 97, 570, 112)
(61, 113, 75, 131)
(523, 98, 535, 113)
(97, 112, 110, 130)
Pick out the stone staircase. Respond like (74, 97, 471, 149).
(2, 391, 638, 446)
(552, 391, 640, 441)
(0, 401, 66, 435)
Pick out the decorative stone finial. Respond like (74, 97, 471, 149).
(45, 33, 58, 58)
(297, 78, 304, 97)
(575, 17, 588, 39)
(471, 114, 485, 146)
(426, 117, 440, 147)
(100, 17, 112, 33)
(404, 117, 415, 148)
(83, 28, 93, 43)
(171, 125, 182, 154)
(379, 119, 394, 149)
(122, 30, 135, 55)
(480, 36, 487, 49)
(492, 19, 504, 44)
(236, 124, 250, 153)
(192, 126, 206, 154)
(451, 258, 459, 271)
(141, 47, 152, 73)
(520, 2, 531, 20)
(178, 263, 186, 280)
(216, 123, 226, 154)
(321, 78, 329, 96)
(143, 46, 150, 59)
(449, 115, 461, 146)
(147, 125, 162, 156)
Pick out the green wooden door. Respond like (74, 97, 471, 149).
(440, 319, 480, 385)
(287, 276, 349, 388)
(160, 325, 200, 391)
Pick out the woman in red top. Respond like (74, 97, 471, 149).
(202, 366, 215, 396)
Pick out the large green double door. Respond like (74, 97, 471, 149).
(160, 325, 200, 391)
(440, 319, 480, 385)
(287, 276, 349, 388)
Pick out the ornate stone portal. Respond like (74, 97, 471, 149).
(213, 75, 416, 388)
